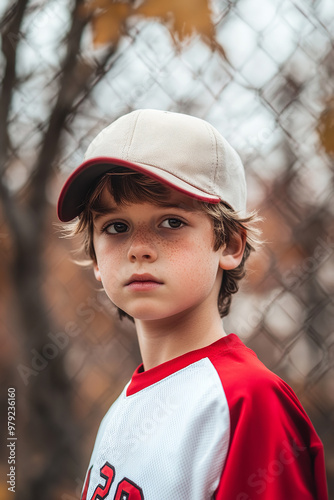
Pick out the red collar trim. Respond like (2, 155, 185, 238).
(126, 334, 243, 396)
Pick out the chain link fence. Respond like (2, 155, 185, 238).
(0, 0, 333, 498)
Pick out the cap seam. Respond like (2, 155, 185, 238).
(204, 122, 218, 196)
(212, 129, 220, 192)
(122, 110, 141, 160)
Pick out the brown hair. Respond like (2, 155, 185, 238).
(61, 170, 262, 321)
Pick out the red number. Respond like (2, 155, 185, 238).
(91, 462, 115, 500)
(81, 462, 144, 500)
(114, 478, 144, 500)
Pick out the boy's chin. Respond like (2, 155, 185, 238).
(130, 306, 196, 323)
(131, 312, 171, 322)
(128, 307, 178, 322)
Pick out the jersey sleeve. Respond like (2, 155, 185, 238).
(212, 355, 328, 500)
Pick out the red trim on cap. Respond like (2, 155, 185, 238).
(57, 156, 221, 222)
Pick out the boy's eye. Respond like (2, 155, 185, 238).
(104, 222, 128, 234)
(160, 218, 184, 229)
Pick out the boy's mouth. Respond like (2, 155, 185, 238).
(125, 273, 163, 290)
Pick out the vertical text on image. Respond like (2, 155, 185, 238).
(7, 387, 16, 493)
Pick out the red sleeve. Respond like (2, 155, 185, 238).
(211, 349, 328, 500)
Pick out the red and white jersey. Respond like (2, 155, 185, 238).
(81, 334, 328, 500)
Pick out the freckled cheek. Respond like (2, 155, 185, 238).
(94, 244, 125, 282)
(165, 240, 218, 288)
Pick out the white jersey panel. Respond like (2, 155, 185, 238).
(87, 357, 230, 499)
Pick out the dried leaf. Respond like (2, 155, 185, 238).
(136, 0, 215, 43)
(318, 98, 334, 156)
(82, 0, 218, 49)
(81, 0, 131, 46)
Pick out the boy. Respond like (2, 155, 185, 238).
(57, 109, 328, 499)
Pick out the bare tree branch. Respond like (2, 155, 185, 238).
(0, 0, 29, 167)
(0, 0, 30, 253)
(26, 0, 118, 221)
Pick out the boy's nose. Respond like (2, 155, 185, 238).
(127, 232, 158, 263)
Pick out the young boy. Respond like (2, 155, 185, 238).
(57, 109, 328, 499)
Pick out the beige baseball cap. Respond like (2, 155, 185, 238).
(57, 109, 247, 222)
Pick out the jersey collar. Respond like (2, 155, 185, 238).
(126, 334, 243, 396)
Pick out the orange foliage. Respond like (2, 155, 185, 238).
(318, 98, 334, 156)
(81, 0, 216, 47)
(136, 0, 215, 42)
(82, 1, 131, 46)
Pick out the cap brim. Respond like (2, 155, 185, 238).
(57, 157, 220, 222)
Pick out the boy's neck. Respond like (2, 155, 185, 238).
(134, 306, 227, 371)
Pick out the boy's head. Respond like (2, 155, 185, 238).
(57, 109, 261, 322)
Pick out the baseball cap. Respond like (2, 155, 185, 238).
(57, 109, 247, 222)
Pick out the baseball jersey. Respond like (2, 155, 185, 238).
(81, 334, 328, 500)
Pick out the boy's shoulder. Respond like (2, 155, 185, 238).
(209, 335, 322, 450)
(208, 334, 303, 414)
(205, 333, 280, 386)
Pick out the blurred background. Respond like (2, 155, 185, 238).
(0, 0, 333, 498)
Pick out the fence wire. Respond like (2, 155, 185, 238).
(0, 0, 333, 498)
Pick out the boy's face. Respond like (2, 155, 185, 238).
(92, 185, 241, 322)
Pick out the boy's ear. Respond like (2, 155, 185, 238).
(93, 262, 102, 282)
(219, 230, 246, 270)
